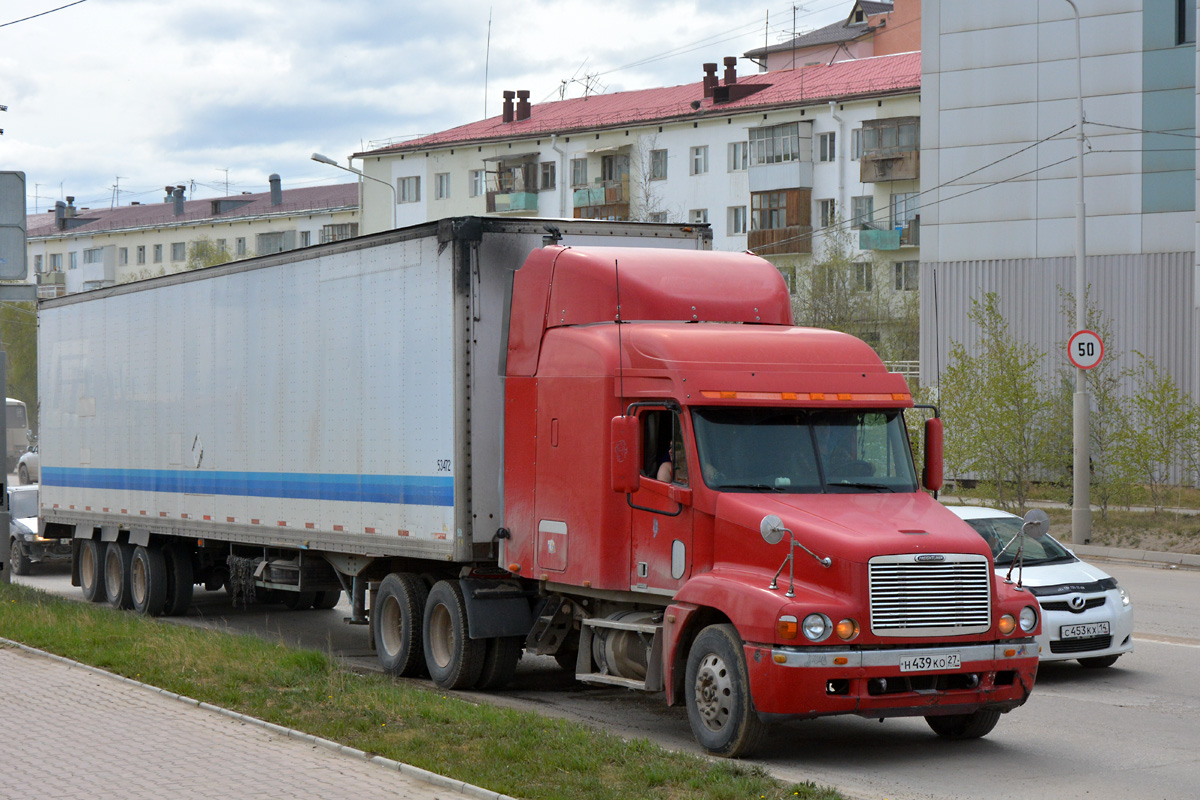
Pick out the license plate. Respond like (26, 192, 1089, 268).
(1060, 621, 1110, 639)
(899, 653, 961, 672)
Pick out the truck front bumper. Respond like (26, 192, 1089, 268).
(745, 641, 1039, 722)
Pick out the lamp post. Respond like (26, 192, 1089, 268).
(1063, 0, 1091, 545)
(311, 152, 396, 231)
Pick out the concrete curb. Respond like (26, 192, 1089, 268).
(0, 637, 520, 800)
(1072, 544, 1200, 570)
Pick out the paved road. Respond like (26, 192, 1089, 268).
(13, 561, 1200, 799)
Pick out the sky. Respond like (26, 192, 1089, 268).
(0, 0, 853, 215)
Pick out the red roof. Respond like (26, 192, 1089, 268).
(361, 52, 920, 156)
(27, 182, 358, 238)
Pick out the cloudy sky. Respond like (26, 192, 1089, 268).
(1, 0, 851, 214)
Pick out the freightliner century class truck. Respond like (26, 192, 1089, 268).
(37, 216, 1040, 757)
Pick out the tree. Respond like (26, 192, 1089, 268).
(1, 301, 38, 433)
(628, 134, 675, 222)
(187, 236, 233, 270)
(1114, 354, 1194, 513)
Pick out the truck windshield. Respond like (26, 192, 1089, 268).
(690, 407, 919, 494)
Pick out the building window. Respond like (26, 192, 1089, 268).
(862, 118, 920, 158)
(397, 176, 421, 203)
(648, 212, 669, 223)
(819, 199, 836, 228)
(469, 169, 485, 198)
(235, 238, 247, 256)
(136, 246, 145, 265)
(817, 132, 836, 162)
(540, 161, 556, 190)
(1179, 0, 1196, 44)
(751, 191, 788, 230)
(890, 192, 918, 228)
(689, 209, 708, 224)
(118, 247, 128, 266)
(83, 247, 104, 264)
(435, 172, 451, 200)
(749, 122, 801, 165)
(854, 262, 873, 292)
(170, 242, 185, 261)
(321, 223, 359, 243)
(650, 149, 668, 180)
(50, 253, 62, 270)
(689, 146, 709, 176)
(571, 158, 588, 187)
(894, 260, 919, 291)
(257, 232, 286, 254)
(728, 141, 749, 171)
(851, 129, 862, 160)
(69, 251, 78, 269)
(851, 195, 874, 229)
(153, 244, 163, 263)
(728, 206, 747, 235)
(33, 254, 43, 272)
(300, 231, 311, 247)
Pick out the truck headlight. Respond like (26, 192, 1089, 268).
(1019, 605, 1038, 633)
(802, 613, 831, 642)
(835, 618, 860, 641)
(998, 614, 1016, 635)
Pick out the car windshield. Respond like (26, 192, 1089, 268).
(9, 489, 38, 519)
(690, 407, 919, 493)
(960, 516, 1076, 566)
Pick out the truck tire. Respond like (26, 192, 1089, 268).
(103, 542, 135, 610)
(79, 539, 106, 602)
(684, 624, 767, 758)
(162, 544, 194, 616)
(374, 573, 428, 677)
(130, 545, 168, 617)
(313, 589, 342, 609)
(924, 708, 1002, 739)
(9, 537, 30, 576)
(281, 590, 316, 610)
(423, 580, 485, 690)
(475, 636, 523, 690)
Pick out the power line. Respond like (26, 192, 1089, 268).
(0, 0, 89, 29)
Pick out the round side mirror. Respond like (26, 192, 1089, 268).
(1021, 508, 1050, 539)
(760, 514, 786, 545)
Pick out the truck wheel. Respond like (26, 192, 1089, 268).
(282, 590, 316, 610)
(475, 636, 523, 690)
(925, 708, 1002, 739)
(79, 539, 106, 602)
(130, 545, 168, 617)
(374, 573, 428, 677)
(684, 624, 767, 758)
(313, 589, 342, 609)
(162, 544, 194, 616)
(103, 542, 135, 610)
(17, 464, 29, 485)
(9, 538, 31, 576)
(423, 580, 485, 689)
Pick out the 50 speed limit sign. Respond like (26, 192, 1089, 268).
(1068, 329, 1104, 370)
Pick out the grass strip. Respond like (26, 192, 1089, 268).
(0, 581, 842, 800)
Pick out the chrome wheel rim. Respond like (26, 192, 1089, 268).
(693, 652, 733, 732)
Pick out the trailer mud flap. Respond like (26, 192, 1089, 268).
(459, 577, 534, 639)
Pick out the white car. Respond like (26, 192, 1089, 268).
(948, 505, 1134, 668)
(17, 445, 38, 484)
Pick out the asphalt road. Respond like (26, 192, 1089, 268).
(11, 560, 1200, 800)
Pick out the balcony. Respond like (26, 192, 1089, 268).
(487, 191, 539, 213)
(859, 220, 918, 251)
(573, 179, 629, 221)
(748, 225, 813, 256)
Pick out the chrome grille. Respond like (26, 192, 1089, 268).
(869, 554, 991, 637)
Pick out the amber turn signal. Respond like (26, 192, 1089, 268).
(777, 615, 799, 640)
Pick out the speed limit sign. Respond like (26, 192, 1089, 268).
(1068, 329, 1104, 370)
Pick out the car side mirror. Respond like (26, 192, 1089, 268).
(610, 415, 641, 494)
(923, 417, 943, 491)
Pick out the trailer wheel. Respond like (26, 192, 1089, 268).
(130, 545, 168, 617)
(684, 624, 767, 758)
(313, 590, 342, 609)
(925, 708, 1001, 740)
(423, 580, 485, 690)
(103, 542, 135, 610)
(475, 636, 523, 690)
(281, 591, 316, 610)
(9, 537, 31, 576)
(161, 544, 194, 616)
(374, 573, 428, 677)
(79, 539, 106, 602)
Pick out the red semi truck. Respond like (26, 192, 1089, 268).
(39, 218, 1039, 757)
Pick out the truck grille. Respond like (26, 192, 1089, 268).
(869, 554, 992, 637)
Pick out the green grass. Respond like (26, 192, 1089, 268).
(0, 581, 843, 800)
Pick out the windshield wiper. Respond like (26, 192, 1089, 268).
(719, 483, 786, 492)
(827, 481, 894, 492)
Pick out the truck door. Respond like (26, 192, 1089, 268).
(628, 409, 693, 594)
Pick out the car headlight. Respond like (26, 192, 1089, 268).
(802, 613, 832, 642)
(1119, 586, 1131, 607)
(1019, 605, 1038, 633)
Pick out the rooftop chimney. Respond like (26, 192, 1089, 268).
(64, 196, 77, 218)
(502, 90, 515, 123)
(702, 63, 718, 98)
(269, 173, 282, 206)
(723, 56, 738, 85)
(172, 186, 185, 216)
(54, 200, 66, 231)
(165, 186, 174, 203)
(516, 90, 531, 121)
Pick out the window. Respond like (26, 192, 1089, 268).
(861, 117, 920, 158)
(749, 122, 801, 165)
(642, 409, 689, 487)
(118, 248, 128, 266)
(690, 209, 708, 224)
(751, 191, 788, 230)
(300, 231, 311, 247)
(397, 176, 421, 203)
(650, 149, 668, 180)
(728, 141, 749, 171)
(50, 253, 62, 270)
(435, 172, 451, 200)
(689, 146, 709, 176)
(469, 169, 485, 198)
(540, 161, 556, 190)
(235, 238, 247, 256)
(1179, 0, 1196, 44)
(33, 254, 42, 272)
(69, 251, 78, 269)
(851, 129, 862, 160)
(854, 263, 873, 292)
(894, 261, 919, 291)
(571, 158, 588, 187)
(171, 242, 185, 261)
(728, 206, 747, 235)
(851, 195, 874, 229)
(890, 192, 918, 228)
(257, 232, 286, 254)
(321, 223, 359, 243)
(83, 247, 103, 264)
(153, 244, 163, 263)
(819, 199, 836, 228)
(818, 132, 836, 162)
(136, 246, 145, 265)
(216, 239, 226, 253)
(648, 212, 669, 223)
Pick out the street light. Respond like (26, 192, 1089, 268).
(311, 152, 396, 231)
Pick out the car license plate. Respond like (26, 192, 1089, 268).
(1060, 621, 1110, 639)
(899, 653, 961, 672)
